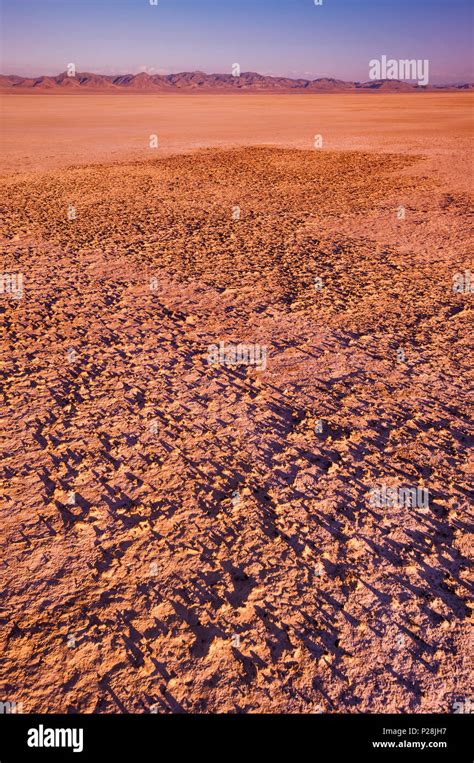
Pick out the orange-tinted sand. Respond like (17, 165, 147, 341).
(2, 93, 473, 189)
(0, 95, 472, 713)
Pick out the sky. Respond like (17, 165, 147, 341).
(1, 0, 473, 84)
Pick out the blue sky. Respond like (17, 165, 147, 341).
(1, 0, 473, 83)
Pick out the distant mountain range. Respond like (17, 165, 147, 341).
(1, 71, 472, 93)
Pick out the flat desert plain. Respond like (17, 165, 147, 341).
(0, 94, 472, 713)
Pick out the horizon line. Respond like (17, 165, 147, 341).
(1, 69, 473, 88)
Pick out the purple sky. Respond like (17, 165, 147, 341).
(1, 0, 473, 84)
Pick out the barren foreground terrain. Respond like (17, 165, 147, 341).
(0, 95, 472, 713)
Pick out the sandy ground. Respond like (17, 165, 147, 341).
(1, 93, 473, 191)
(0, 95, 473, 714)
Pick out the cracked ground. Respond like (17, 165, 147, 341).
(0, 146, 472, 713)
